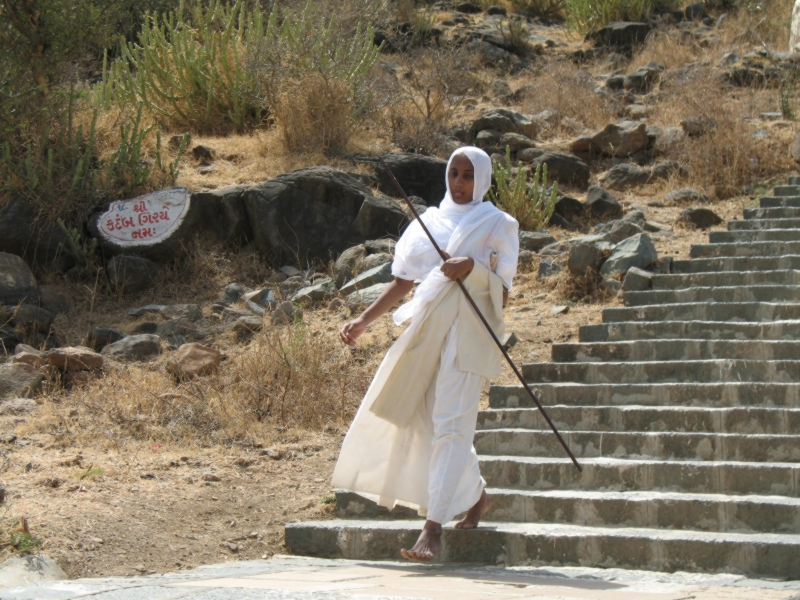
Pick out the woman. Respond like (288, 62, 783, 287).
(334, 146, 519, 561)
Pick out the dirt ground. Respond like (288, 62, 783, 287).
(0, 197, 752, 580)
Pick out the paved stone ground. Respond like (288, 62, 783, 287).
(3, 555, 800, 599)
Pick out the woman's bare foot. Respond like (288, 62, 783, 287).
(401, 520, 442, 561)
(455, 490, 491, 529)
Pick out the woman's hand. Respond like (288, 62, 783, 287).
(440, 256, 474, 281)
(340, 318, 367, 346)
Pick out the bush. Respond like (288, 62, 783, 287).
(564, 0, 681, 34)
(511, 0, 565, 19)
(489, 147, 558, 231)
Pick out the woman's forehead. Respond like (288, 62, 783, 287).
(450, 153, 474, 170)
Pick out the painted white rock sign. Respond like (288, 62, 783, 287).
(97, 188, 191, 246)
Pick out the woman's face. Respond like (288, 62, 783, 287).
(448, 154, 475, 205)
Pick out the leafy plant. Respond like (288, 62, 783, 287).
(57, 219, 98, 267)
(10, 532, 43, 553)
(321, 494, 336, 504)
(488, 146, 558, 231)
(498, 18, 530, 51)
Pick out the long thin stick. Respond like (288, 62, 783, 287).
(378, 156, 582, 472)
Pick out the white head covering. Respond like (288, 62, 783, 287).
(391, 147, 519, 325)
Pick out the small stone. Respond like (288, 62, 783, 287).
(85, 327, 126, 352)
(202, 473, 221, 482)
(585, 186, 623, 219)
(47, 347, 104, 371)
(291, 278, 335, 303)
(676, 207, 723, 229)
(280, 266, 302, 277)
(665, 188, 708, 205)
(363, 253, 393, 271)
(340, 263, 394, 295)
(192, 145, 215, 161)
(549, 305, 569, 315)
(128, 304, 165, 318)
(456, 2, 482, 14)
(502, 332, 518, 349)
(568, 242, 604, 276)
(167, 343, 222, 379)
(133, 322, 158, 334)
(537, 259, 562, 278)
(622, 266, 654, 291)
(160, 304, 202, 322)
(345, 283, 390, 309)
(218, 283, 246, 306)
(260, 448, 281, 459)
(101, 334, 162, 361)
(11, 352, 47, 368)
(267, 272, 288, 284)
(519, 231, 557, 252)
(0, 363, 43, 399)
(327, 298, 345, 312)
(233, 316, 264, 333)
(600, 277, 622, 295)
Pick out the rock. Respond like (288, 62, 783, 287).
(0, 554, 68, 587)
(624, 104, 650, 119)
(456, 1, 481, 13)
(128, 304, 165, 317)
(685, 2, 707, 20)
(157, 319, 203, 343)
(476, 129, 500, 149)
(11, 352, 47, 368)
(539, 240, 572, 256)
(353, 195, 409, 240)
(538, 259, 562, 278)
(291, 278, 336, 303)
(520, 151, 590, 189)
(568, 242, 604, 276)
(519, 231, 557, 252)
(365, 239, 396, 255)
(502, 332, 518, 349)
(244, 288, 278, 310)
(0, 253, 39, 306)
(0, 329, 22, 354)
(101, 334, 162, 361)
(590, 121, 649, 157)
(598, 163, 652, 191)
(466, 40, 515, 65)
(622, 210, 646, 227)
(0, 198, 74, 272)
(622, 266, 654, 291)
(85, 327, 126, 352)
(473, 109, 538, 139)
(665, 188, 709, 205)
(107, 255, 162, 293)
(363, 253, 393, 271)
(549, 305, 569, 316)
(345, 282, 390, 309)
(645, 220, 672, 233)
(651, 160, 684, 180)
(340, 262, 394, 295)
(160, 304, 202, 322)
(608, 220, 645, 243)
(362, 153, 447, 207)
(623, 66, 661, 93)
(192, 145, 215, 161)
(600, 233, 658, 275)
(499, 132, 535, 152)
(218, 283, 246, 306)
(334, 245, 367, 288)
(280, 276, 309, 299)
(133, 321, 157, 334)
(0, 363, 43, 399)
(243, 167, 380, 265)
(681, 115, 715, 136)
(8, 305, 54, 333)
(36, 286, 71, 316)
(585, 186, 623, 219)
(601, 277, 622, 295)
(281, 266, 303, 277)
(327, 298, 346, 312)
(676, 207, 723, 228)
(267, 271, 288, 284)
(554, 196, 585, 220)
(586, 22, 651, 47)
(487, 5, 507, 16)
(167, 343, 221, 378)
(655, 126, 685, 153)
(0, 397, 38, 415)
(518, 249, 534, 267)
(47, 347, 104, 371)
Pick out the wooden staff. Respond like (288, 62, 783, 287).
(378, 156, 582, 472)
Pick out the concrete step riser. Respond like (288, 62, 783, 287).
(551, 339, 800, 362)
(652, 270, 800, 289)
(477, 406, 800, 435)
(729, 218, 800, 230)
(710, 229, 800, 242)
(691, 242, 800, 258)
(744, 207, 800, 219)
(474, 429, 800, 463)
(332, 489, 800, 534)
(480, 456, 800, 497)
(773, 185, 800, 196)
(624, 286, 800, 306)
(521, 360, 800, 385)
(760, 197, 800, 208)
(580, 320, 800, 343)
(489, 382, 800, 409)
(603, 302, 800, 323)
(284, 521, 800, 577)
(672, 256, 800, 273)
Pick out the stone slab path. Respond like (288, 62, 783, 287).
(4, 555, 800, 599)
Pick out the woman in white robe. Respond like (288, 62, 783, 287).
(335, 146, 519, 560)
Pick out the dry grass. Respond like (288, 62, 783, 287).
(630, 29, 703, 71)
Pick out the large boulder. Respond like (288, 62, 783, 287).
(243, 167, 396, 265)
(518, 150, 590, 189)
(585, 22, 652, 47)
(600, 233, 658, 275)
(0, 363, 43, 399)
(0, 198, 74, 272)
(597, 163, 652, 191)
(590, 121, 650, 157)
(0, 253, 39, 305)
(106, 255, 162, 293)
(189, 185, 253, 247)
(585, 186, 623, 219)
(101, 334, 162, 361)
(353, 195, 409, 240)
(359, 153, 447, 207)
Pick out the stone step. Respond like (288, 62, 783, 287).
(521, 359, 800, 384)
(624, 285, 800, 306)
(710, 229, 800, 243)
(488, 382, 800, 409)
(477, 406, 800, 435)
(332, 488, 800, 534)
(480, 455, 800, 497)
(652, 270, 800, 289)
(729, 218, 800, 230)
(760, 197, 800, 208)
(603, 301, 800, 323)
(773, 185, 800, 196)
(551, 339, 800, 362)
(580, 319, 800, 342)
(690, 241, 800, 258)
(744, 207, 800, 219)
(474, 429, 800, 463)
(672, 255, 800, 273)
(789, 176, 800, 186)
(284, 519, 800, 577)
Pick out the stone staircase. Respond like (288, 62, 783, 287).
(285, 179, 800, 578)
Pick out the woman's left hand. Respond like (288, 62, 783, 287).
(440, 256, 474, 281)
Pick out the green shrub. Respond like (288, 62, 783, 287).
(511, 0, 565, 19)
(564, 0, 680, 34)
(489, 147, 558, 231)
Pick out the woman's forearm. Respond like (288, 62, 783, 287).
(357, 277, 414, 327)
